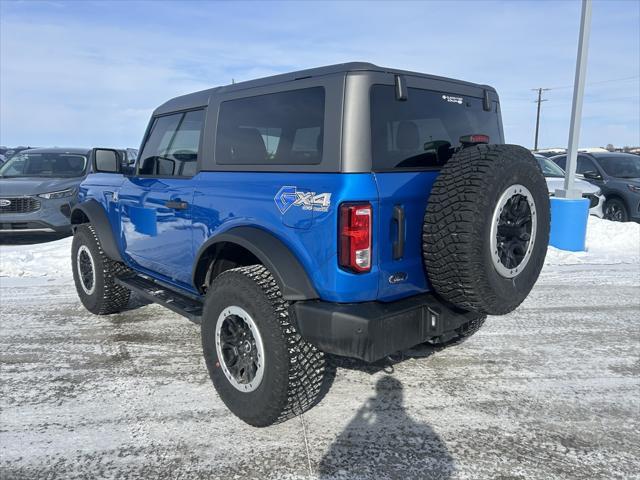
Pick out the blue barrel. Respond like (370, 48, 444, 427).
(549, 197, 590, 251)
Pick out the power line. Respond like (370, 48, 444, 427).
(530, 75, 639, 149)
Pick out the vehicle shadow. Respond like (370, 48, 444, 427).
(330, 342, 439, 375)
(0, 231, 70, 245)
(317, 376, 456, 480)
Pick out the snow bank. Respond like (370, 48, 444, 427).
(545, 216, 640, 265)
(0, 236, 73, 278)
(0, 217, 637, 279)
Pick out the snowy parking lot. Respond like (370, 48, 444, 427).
(1, 218, 639, 479)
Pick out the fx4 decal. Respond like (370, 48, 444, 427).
(275, 186, 331, 214)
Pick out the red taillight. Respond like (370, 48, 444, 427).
(339, 203, 372, 273)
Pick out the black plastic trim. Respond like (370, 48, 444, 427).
(192, 226, 319, 301)
(392, 204, 405, 259)
(292, 293, 480, 362)
(394, 74, 408, 101)
(116, 274, 202, 324)
(71, 200, 123, 262)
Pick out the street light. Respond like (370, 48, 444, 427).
(549, 0, 593, 252)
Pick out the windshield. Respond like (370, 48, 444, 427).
(596, 155, 640, 178)
(0, 152, 87, 178)
(370, 85, 503, 170)
(535, 155, 565, 178)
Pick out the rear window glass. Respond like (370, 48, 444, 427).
(216, 87, 325, 165)
(370, 85, 502, 170)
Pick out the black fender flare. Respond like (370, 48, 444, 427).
(193, 226, 318, 301)
(71, 199, 123, 262)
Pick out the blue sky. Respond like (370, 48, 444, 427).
(1, 0, 638, 150)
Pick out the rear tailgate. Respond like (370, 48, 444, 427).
(374, 171, 439, 300)
(370, 83, 503, 301)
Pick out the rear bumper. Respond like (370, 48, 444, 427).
(292, 293, 482, 362)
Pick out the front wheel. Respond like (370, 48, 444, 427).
(603, 198, 629, 222)
(72, 224, 131, 314)
(201, 265, 332, 427)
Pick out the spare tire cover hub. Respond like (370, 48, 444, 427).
(489, 184, 537, 278)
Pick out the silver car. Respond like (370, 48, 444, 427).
(0, 148, 91, 233)
(534, 154, 604, 218)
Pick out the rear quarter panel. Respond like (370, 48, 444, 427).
(192, 171, 381, 302)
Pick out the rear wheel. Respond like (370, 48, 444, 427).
(71, 224, 131, 314)
(603, 198, 628, 222)
(201, 265, 331, 427)
(423, 144, 550, 315)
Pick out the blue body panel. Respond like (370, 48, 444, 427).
(373, 171, 439, 300)
(118, 177, 195, 287)
(191, 172, 380, 302)
(80, 170, 439, 303)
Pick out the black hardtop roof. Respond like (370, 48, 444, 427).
(155, 62, 497, 115)
(22, 147, 91, 155)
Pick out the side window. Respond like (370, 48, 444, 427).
(553, 155, 567, 170)
(138, 109, 204, 177)
(576, 155, 597, 175)
(215, 87, 325, 166)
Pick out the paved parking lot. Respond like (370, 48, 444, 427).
(1, 262, 639, 479)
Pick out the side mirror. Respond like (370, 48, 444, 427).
(582, 170, 602, 180)
(93, 148, 121, 173)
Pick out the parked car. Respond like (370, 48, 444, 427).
(534, 154, 603, 217)
(70, 63, 550, 427)
(551, 152, 640, 222)
(535, 148, 566, 158)
(0, 147, 131, 233)
(0, 148, 92, 233)
(2, 146, 34, 160)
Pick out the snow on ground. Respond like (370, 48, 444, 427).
(545, 216, 640, 266)
(0, 217, 638, 280)
(0, 236, 72, 279)
(1, 221, 639, 479)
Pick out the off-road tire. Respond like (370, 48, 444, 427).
(71, 224, 131, 314)
(423, 144, 550, 315)
(201, 265, 331, 427)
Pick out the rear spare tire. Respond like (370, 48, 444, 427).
(423, 144, 550, 315)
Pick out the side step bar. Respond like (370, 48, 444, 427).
(115, 274, 203, 324)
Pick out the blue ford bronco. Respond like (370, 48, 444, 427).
(71, 63, 549, 427)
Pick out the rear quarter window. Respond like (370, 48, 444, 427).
(370, 85, 502, 171)
(215, 87, 325, 166)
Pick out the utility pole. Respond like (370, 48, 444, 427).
(532, 87, 550, 151)
(558, 0, 592, 199)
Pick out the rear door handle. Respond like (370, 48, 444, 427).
(393, 205, 405, 260)
(165, 200, 189, 210)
